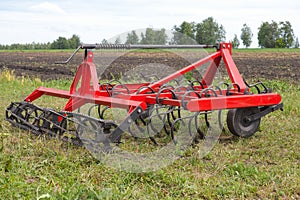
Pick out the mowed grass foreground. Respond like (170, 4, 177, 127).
(0, 70, 299, 199)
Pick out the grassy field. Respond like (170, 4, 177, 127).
(0, 70, 299, 199)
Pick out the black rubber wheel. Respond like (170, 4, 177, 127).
(227, 107, 261, 138)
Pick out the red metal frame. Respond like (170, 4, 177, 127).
(24, 42, 281, 113)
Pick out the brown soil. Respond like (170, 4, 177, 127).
(0, 50, 299, 82)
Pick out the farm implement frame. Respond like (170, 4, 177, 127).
(6, 42, 283, 150)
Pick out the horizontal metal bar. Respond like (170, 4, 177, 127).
(81, 43, 217, 50)
(186, 93, 282, 112)
(25, 86, 148, 111)
(247, 103, 283, 121)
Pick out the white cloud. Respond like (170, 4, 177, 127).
(29, 1, 66, 15)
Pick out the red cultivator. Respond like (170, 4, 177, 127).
(6, 42, 283, 150)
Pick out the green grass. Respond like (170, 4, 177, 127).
(0, 70, 299, 199)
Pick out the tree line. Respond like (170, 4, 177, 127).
(0, 17, 298, 49)
(119, 18, 298, 48)
(0, 35, 81, 50)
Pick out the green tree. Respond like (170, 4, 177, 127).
(217, 25, 226, 43)
(240, 24, 253, 48)
(195, 17, 226, 44)
(174, 21, 195, 38)
(231, 34, 240, 48)
(172, 21, 197, 44)
(275, 38, 286, 48)
(140, 28, 168, 44)
(114, 37, 121, 44)
(258, 21, 279, 48)
(278, 21, 294, 48)
(101, 39, 109, 44)
(51, 37, 70, 49)
(68, 34, 81, 49)
(294, 37, 299, 48)
(125, 31, 139, 44)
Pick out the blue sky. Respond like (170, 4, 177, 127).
(0, 0, 299, 47)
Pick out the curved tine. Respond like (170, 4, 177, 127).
(177, 106, 182, 120)
(136, 85, 155, 94)
(168, 78, 180, 86)
(217, 82, 229, 89)
(87, 104, 98, 116)
(134, 118, 145, 131)
(108, 79, 122, 85)
(153, 104, 176, 120)
(254, 81, 268, 94)
(214, 85, 223, 95)
(148, 105, 168, 134)
(190, 80, 205, 91)
(167, 110, 174, 130)
(147, 116, 158, 134)
(170, 112, 197, 144)
(171, 106, 179, 121)
(97, 105, 102, 119)
(156, 105, 177, 135)
(127, 125, 139, 139)
(147, 115, 162, 139)
(218, 110, 225, 131)
(194, 113, 205, 139)
(233, 83, 241, 92)
(154, 104, 166, 121)
(162, 107, 174, 135)
(200, 88, 218, 98)
(156, 88, 178, 105)
(181, 90, 201, 110)
(225, 83, 233, 95)
(147, 123, 159, 145)
(254, 85, 261, 94)
(149, 136, 158, 145)
(144, 107, 165, 145)
(138, 116, 147, 126)
(170, 117, 183, 144)
(226, 83, 241, 95)
(204, 112, 210, 128)
(145, 117, 159, 145)
(111, 84, 130, 95)
(168, 106, 183, 129)
(167, 106, 176, 124)
(132, 117, 148, 136)
(244, 80, 268, 93)
(100, 106, 110, 119)
(161, 84, 175, 90)
(99, 83, 113, 96)
(188, 112, 200, 137)
(259, 81, 269, 93)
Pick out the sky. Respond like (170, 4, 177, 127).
(0, 0, 299, 48)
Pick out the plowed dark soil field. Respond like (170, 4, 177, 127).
(0, 50, 299, 82)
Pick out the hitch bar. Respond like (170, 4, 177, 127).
(246, 103, 283, 122)
(55, 43, 218, 64)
